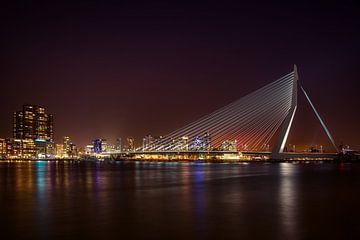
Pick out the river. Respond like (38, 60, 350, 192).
(0, 161, 359, 239)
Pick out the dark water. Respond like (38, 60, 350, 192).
(0, 161, 360, 240)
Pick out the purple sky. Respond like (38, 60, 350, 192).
(0, 1, 359, 150)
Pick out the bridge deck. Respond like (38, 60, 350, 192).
(111, 151, 338, 161)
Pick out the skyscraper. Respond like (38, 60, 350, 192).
(11, 105, 54, 158)
(13, 105, 53, 141)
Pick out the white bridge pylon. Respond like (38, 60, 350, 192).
(272, 65, 338, 156)
(138, 65, 338, 154)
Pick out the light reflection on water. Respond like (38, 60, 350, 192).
(279, 163, 298, 239)
(0, 161, 360, 240)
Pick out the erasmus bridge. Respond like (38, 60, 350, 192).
(114, 65, 339, 161)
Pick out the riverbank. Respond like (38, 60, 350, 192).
(0, 155, 359, 163)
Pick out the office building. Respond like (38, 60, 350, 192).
(13, 105, 53, 141)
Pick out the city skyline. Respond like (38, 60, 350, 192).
(0, 1, 359, 148)
(0, 64, 358, 152)
(0, 66, 354, 155)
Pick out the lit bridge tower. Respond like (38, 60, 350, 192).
(271, 65, 338, 159)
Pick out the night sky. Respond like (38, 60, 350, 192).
(0, 1, 359, 150)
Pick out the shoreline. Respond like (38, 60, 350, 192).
(0, 157, 358, 163)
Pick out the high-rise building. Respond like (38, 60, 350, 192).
(11, 105, 53, 158)
(13, 105, 53, 141)
(126, 137, 135, 152)
(62, 136, 77, 157)
(63, 136, 71, 156)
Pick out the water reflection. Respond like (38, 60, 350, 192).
(35, 161, 47, 202)
(35, 161, 50, 238)
(279, 163, 298, 239)
(193, 164, 206, 236)
(1, 161, 360, 240)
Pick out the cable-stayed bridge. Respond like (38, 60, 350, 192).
(113, 65, 339, 161)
